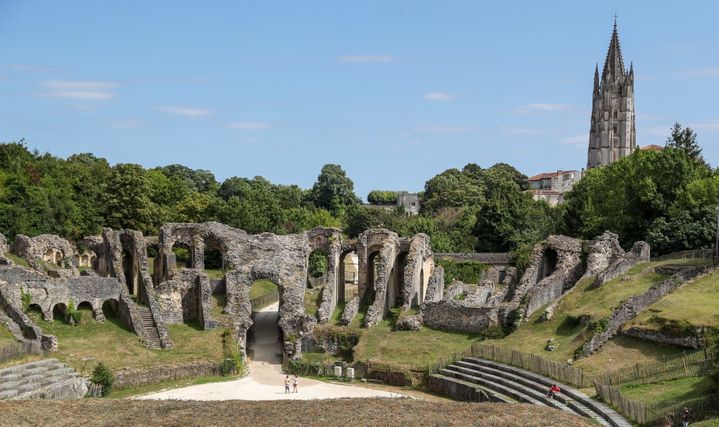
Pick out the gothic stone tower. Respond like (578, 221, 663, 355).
(587, 20, 636, 168)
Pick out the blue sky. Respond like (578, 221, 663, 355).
(1, 1, 717, 199)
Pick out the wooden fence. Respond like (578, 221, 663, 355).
(652, 249, 714, 262)
(594, 349, 712, 386)
(428, 343, 591, 388)
(250, 291, 279, 312)
(0, 340, 42, 365)
(596, 383, 719, 425)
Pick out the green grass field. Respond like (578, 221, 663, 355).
(630, 269, 719, 330)
(250, 279, 278, 300)
(23, 307, 225, 374)
(620, 375, 713, 404)
(482, 261, 693, 375)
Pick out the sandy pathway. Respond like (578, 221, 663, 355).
(138, 302, 403, 401)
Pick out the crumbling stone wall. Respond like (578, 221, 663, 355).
(594, 241, 650, 287)
(12, 234, 79, 277)
(422, 300, 499, 333)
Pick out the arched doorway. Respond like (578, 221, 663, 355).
(387, 252, 407, 313)
(77, 301, 94, 322)
(305, 250, 328, 318)
(102, 299, 119, 320)
(338, 251, 358, 303)
(52, 303, 67, 323)
(247, 280, 282, 364)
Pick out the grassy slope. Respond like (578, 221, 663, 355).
(0, 323, 16, 347)
(620, 375, 714, 404)
(250, 279, 278, 300)
(0, 400, 593, 427)
(483, 261, 692, 375)
(22, 308, 225, 373)
(630, 269, 719, 330)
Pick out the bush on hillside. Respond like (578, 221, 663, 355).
(367, 191, 398, 205)
(91, 362, 114, 397)
(436, 259, 487, 284)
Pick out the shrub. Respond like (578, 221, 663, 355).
(91, 362, 114, 397)
(308, 251, 328, 278)
(367, 191, 398, 205)
(66, 300, 82, 325)
(436, 259, 487, 284)
(221, 330, 248, 377)
(20, 289, 31, 313)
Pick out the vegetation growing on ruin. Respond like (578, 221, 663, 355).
(367, 190, 398, 205)
(630, 269, 719, 330)
(482, 260, 696, 375)
(435, 259, 487, 284)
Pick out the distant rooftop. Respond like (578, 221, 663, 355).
(640, 144, 664, 151)
(528, 170, 581, 181)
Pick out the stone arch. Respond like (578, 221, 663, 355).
(52, 303, 67, 322)
(538, 247, 558, 280)
(77, 301, 93, 320)
(338, 249, 358, 303)
(171, 241, 192, 270)
(102, 299, 119, 320)
(27, 303, 43, 321)
(386, 251, 408, 312)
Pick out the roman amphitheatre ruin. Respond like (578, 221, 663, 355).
(4, 217, 713, 426)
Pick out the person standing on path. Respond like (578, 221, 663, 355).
(292, 375, 299, 393)
(682, 407, 690, 427)
(284, 375, 290, 394)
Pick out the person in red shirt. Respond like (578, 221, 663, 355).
(547, 384, 561, 399)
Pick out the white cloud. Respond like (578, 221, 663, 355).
(156, 106, 212, 117)
(423, 92, 454, 102)
(337, 54, 396, 63)
(501, 127, 545, 136)
(37, 80, 118, 100)
(514, 103, 571, 114)
(690, 119, 719, 132)
(417, 124, 475, 133)
(226, 121, 270, 130)
(561, 135, 586, 145)
(682, 67, 719, 78)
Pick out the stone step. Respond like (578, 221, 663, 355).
(461, 358, 631, 427)
(0, 358, 60, 376)
(440, 368, 546, 406)
(451, 361, 608, 425)
(430, 374, 515, 403)
(0, 369, 81, 393)
(12, 376, 88, 400)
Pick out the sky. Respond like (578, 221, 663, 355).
(0, 1, 717, 199)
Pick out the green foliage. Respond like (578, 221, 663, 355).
(666, 122, 704, 162)
(104, 163, 159, 234)
(308, 164, 359, 216)
(221, 329, 248, 377)
(308, 250, 328, 278)
(66, 300, 82, 325)
(563, 145, 714, 252)
(20, 288, 31, 312)
(436, 259, 487, 284)
(367, 190, 398, 205)
(91, 362, 114, 397)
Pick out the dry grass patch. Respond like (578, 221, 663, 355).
(0, 399, 594, 427)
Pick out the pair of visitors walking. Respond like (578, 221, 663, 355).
(546, 384, 561, 399)
(284, 374, 299, 394)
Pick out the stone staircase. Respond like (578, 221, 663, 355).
(0, 358, 88, 399)
(136, 306, 162, 349)
(432, 357, 630, 427)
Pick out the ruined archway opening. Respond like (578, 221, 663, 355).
(102, 299, 119, 320)
(539, 248, 558, 280)
(338, 251, 358, 303)
(121, 248, 139, 297)
(77, 301, 94, 322)
(363, 250, 380, 314)
(27, 304, 43, 323)
(247, 280, 282, 364)
(305, 250, 328, 318)
(52, 303, 68, 323)
(386, 252, 407, 314)
(172, 242, 192, 269)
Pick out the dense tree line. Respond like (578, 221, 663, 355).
(0, 123, 715, 258)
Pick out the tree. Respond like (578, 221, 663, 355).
(308, 164, 359, 216)
(666, 123, 703, 162)
(422, 168, 485, 214)
(104, 164, 158, 233)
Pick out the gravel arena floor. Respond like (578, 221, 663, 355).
(0, 399, 593, 426)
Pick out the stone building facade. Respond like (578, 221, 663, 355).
(587, 20, 636, 169)
(527, 170, 581, 206)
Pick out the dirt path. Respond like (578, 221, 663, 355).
(138, 302, 403, 401)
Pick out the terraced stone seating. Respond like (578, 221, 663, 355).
(432, 357, 630, 427)
(0, 358, 88, 399)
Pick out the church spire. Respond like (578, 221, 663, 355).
(602, 17, 625, 80)
(594, 63, 600, 94)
